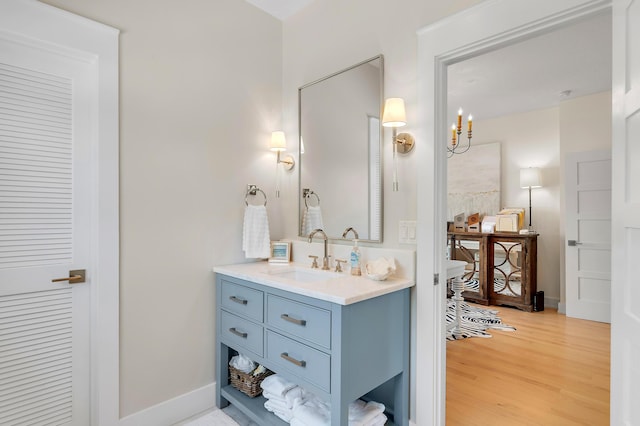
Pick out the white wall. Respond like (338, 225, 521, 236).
(470, 108, 562, 305)
(42, 0, 284, 417)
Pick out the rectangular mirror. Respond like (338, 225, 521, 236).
(298, 55, 384, 242)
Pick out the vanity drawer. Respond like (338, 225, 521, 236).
(266, 294, 331, 349)
(220, 311, 263, 357)
(266, 331, 330, 392)
(221, 280, 264, 322)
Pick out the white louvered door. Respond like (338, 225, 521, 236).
(0, 35, 92, 425)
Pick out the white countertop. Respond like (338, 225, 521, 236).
(213, 261, 415, 305)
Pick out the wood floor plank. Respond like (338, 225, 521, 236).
(446, 306, 610, 426)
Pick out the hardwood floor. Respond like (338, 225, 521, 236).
(446, 305, 610, 426)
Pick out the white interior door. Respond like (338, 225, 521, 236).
(611, 0, 640, 423)
(565, 150, 612, 323)
(0, 34, 93, 425)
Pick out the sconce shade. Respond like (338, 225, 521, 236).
(270, 131, 286, 151)
(520, 167, 542, 188)
(382, 98, 407, 128)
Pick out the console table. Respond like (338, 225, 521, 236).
(448, 231, 538, 312)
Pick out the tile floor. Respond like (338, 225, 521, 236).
(174, 405, 259, 426)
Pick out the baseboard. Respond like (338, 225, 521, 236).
(544, 296, 559, 310)
(119, 382, 216, 426)
(557, 302, 566, 314)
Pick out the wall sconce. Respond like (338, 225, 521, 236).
(269, 131, 295, 170)
(519, 167, 542, 234)
(382, 98, 415, 191)
(270, 131, 294, 198)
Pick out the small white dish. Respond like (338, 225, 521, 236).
(365, 257, 396, 281)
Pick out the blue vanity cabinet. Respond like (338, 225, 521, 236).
(215, 273, 410, 426)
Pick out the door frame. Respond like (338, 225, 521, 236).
(415, 0, 611, 424)
(0, 1, 120, 424)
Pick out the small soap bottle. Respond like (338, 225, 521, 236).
(350, 239, 362, 276)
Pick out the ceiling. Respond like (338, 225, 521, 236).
(244, 0, 314, 20)
(447, 12, 612, 123)
(242, 1, 611, 124)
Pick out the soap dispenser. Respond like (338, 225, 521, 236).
(350, 239, 362, 276)
(342, 227, 362, 276)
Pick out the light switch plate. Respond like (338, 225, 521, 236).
(399, 220, 417, 244)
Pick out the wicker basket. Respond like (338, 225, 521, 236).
(229, 365, 274, 398)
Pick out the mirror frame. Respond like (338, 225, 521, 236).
(298, 54, 384, 243)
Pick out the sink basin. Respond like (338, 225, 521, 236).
(266, 267, 337, 283)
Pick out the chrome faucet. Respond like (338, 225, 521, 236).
(342, 227, 359, 240)
(308, 228, 330, 270)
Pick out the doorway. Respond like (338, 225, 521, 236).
(414, 0, 613, 424)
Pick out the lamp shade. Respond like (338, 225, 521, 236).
(270, 131, 286, 151)
(382, 98, 407, 128)
(520, 167, 542, 188)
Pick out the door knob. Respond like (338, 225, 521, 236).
(52, 269, 86, 284)
(567, 240, 582, 246)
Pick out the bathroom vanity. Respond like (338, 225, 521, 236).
(213, 262, 414, 425)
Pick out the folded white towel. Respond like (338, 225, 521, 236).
(228, 354, 255, 374)
(289, 412, 387, 426)
(263, 396, 290, 414)
(291, 396, 386, 426)
(260, 374, 298, 397)
(291, 396, 331, 426)
(349, 400, 385, 426)
(263, 386, 308, 409)
(242, 204, 271, 258)
(301, 205, 324, 237)
(368, 413, 387, 426)
(264, 399, 294, 422)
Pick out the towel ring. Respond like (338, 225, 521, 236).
(304, 190, 320, 208)
(245, 187, 267, 206)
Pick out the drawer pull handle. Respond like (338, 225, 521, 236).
(229, 296, 248, 305)
(229, 327, 247, 338)
(281, 352, 306, 367)
(280, 314, 306, 326)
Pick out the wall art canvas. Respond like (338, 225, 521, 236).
(447, 142, 501, 221)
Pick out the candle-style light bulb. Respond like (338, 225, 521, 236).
(467, 114, 473, 132)
(457, 108, 463, 131)
(451, 124, 457, 147)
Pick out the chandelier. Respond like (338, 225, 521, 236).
(448, 108, 472, 157)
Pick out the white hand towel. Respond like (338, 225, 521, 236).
(260, 374, 298, 397)
(242, 204, 271, 258)
(301, 205, 324, 236)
